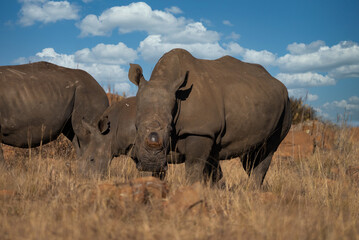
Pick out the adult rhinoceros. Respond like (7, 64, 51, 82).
(128, 48, 292, 186)
(0, 61, 109, 173)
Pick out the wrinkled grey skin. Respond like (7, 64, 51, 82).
(78, 96, 183, 177)
(78, 97, 137, 175)
(0, 62, 109, 173)
(129, 48, 292, 186)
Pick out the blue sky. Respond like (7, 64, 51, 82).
(1, 0, 359, 125)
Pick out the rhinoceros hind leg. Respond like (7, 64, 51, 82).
(241, 147, 273, 187)
(251, 152, 273, 187)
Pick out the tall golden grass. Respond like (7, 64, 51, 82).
(1, 123, 358, 240)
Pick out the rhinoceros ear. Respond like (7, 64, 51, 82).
(98, 116, 110, 135)
(171, 71, 189, 93)
(128, 64, 146, 86)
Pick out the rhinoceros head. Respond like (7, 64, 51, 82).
(129, 63, 188, 172)
(77, 116, 112, 176)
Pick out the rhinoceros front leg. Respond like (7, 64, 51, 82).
(183, 135, 222, 184)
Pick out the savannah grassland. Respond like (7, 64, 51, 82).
(0, 97, 359, 240)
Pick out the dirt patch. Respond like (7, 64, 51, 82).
(275, 121, 339, 160)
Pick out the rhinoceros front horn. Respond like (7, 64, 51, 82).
(146, 132, 162, 149)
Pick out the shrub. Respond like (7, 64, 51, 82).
(290, 97, 317, 124)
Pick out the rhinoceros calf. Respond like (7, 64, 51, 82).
(0, 61, 109, 173)
(78, 96, 183, 176)
(129, 48, 292, 186)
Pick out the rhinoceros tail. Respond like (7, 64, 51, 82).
(279, 97, 292, 142)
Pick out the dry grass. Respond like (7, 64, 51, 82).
(1, 126, 359, 240)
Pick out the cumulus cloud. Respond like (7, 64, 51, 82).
(222, 20, 233, 26)
(165, 6, 183, 14)
(349, 96, 359, 104)
(226, 32, 240, 40)
(15, 47, 132, 95)
(276, 72, 336, 88)
(287, 88, 319, 102)
(241, 48, 277, 66)
(321, 96, 359, 124)
(224, 42, 277, 66)
(114, 83, 132, 95)
(137, 36, 278, 66)
(19, 0, 79, 26)
(277, 41, 359, 73)
(138, 35, 228, 62)
(162, 22, 220, 44)
(76, 2, 279, 67)
(77, 2, 219, 45)
(286, 40, 325, 55)
(328, 64, 359, 79)
(324, 98, 359, 111)
(77, 2, 186, 37)
(74, 42, 137, 65)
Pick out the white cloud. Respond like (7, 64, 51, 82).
(165, 6, 183, 14)
(138, 35, 228, 62)
(225, 42, 277, 66)
(287, 89, 319, 102)
(328, 64, 359, 79)
(321, 96, 359, 123)
(226, 32, 240, 40)
(287, 40, 325, 55)
(114, 83, 132, 95)
(82, 0, 92, 3)
(19, 0, 79, 26)
(162, 22, 220, 44)
(138, 36, 278, 67)
(276, 72, 336, 88)
(314, 107, 330, 119)
(74, 42, 137, 65)
(241, 48, 277, 66)
(277, 41, 359, 73)
(33, 47, 76, 68)
(222, 20, 233, 26)
(76, 2, 278, 67)
(307, 93, 319, 102)
(77, 2, 219, 45)
(15, 48, 131, 94)
(324, 99, 359, 110)
(77, 2, 186, 37)
(349, 96, 359, 104)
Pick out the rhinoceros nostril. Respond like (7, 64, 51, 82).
(89, 157, 95, 162)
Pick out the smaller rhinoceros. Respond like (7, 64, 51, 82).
(78, 97, 183, 176)
(0, 61, 109, 174)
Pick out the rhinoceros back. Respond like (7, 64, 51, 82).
(0, 62, 107, 147)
